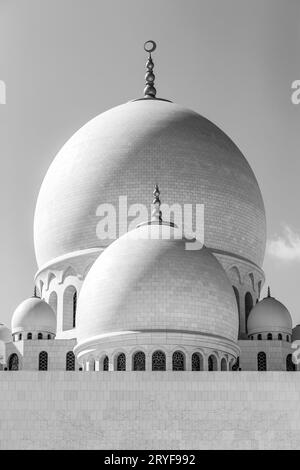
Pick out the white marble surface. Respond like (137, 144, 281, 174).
(0, 371, 299, 449)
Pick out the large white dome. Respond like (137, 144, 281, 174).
(34, 99, 266, 269)
(76, 223, 239, 348)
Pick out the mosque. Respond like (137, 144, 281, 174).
(0, 41, 299, 375)
(0, 41, 300, 450)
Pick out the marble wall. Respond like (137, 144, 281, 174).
(0, 371, 299, 449)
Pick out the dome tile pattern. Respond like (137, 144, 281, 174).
(34, 100, 266, 269)
(76, 224, 239, 346)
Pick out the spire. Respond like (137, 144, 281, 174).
(267, 286, 271, 298)
(151, 184, 162, 223)
(143, 40, 157, 99)
(33, 285, 40, 298)
(136, 184, 176, 228)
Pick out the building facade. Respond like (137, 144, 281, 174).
(0, 42, 299, 449)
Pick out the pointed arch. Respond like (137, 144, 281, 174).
(72, 291, 77, 328)
(116, 353, 126, 371)
(228, 266, 242, 285)
(8, 353, 19, 371)
(66, 351, 75, 371)
(39, 280, 44, 298)
(258, 280, 262, 298)
(152, 350, 166, 371)
(208, 354, 218, 371)
(48, 291, 58, 315)
(39, 351, 48, 371)
(102, 355, 109, 371)
(133, 351, 146, 371)
(63, 285, 77, 330)
(232, 286, 240, 335)
(257, 352, 267, 371)
(191, 352, 203, 371)
(46, 272, 56, 290)
(61, 266, 77, 284)
(245, 292, 253, 333)
(249, 273, 255, 290)
(172, 351, 185, 371)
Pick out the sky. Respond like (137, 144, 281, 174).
(0, 0, 299, 326)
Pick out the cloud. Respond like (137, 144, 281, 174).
(267, 226, 300, 261)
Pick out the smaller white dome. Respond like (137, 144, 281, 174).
(247, 294, 292, 336)
(76, 222, 239, 349)
(11, 296, 56, 335)
(0, 323, 12, 343)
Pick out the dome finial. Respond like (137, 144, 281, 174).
(33, 285, 40, 299)
(143, 40, 157, 99)
(151, 184, 162, 223)
(136, 184, 176, 228)
(267, 286, 271, 298)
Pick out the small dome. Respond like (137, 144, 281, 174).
(11, 297, 56, 335)
(247, 294, 292, 336)
(292, 325, 300, 342)
(0, 323, 12, 343)
(76, 223, 239, 349)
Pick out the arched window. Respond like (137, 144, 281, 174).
(221, 358, 227, 371)
(39, 351, 48, 371)
(47, 334, 51, 340)
(48, 291, 58, 315)
(63, 285, 77, 330)
(8, 353, 19, 371)
(73, 291, 77, 328)
(232, 356, 240, 371)
(278, 333, 282, 340)
(245, 292, 253, 333)
(257, 334, 262, 340)
(208, 355, 217, 371)
(172, 351, 185, 371)
(191, 352, 203, 371)
(257, 352, 267, 371)
(39, 280, 44, 298)
(267, 333, 272, 340)
(251, 336, 253, 340)
(152, 350, 166, 371)
(133, 351, 146, 371)
(66, 351, 75, 371)
(116, 353, 126, 371)
(286, 335, 290, 342)
(103, 356, 109, 371)
(258, 280, 262, 297)
(18, 334, 22, 341)
(27, 332, 32, 340)
(286, 354, 296, 371)
(232, 286, 240, 335)
(38, 333, 43, 340)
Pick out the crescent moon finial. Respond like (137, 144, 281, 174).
(143, 40, 157, 98)
(144, 40, 157, 54)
